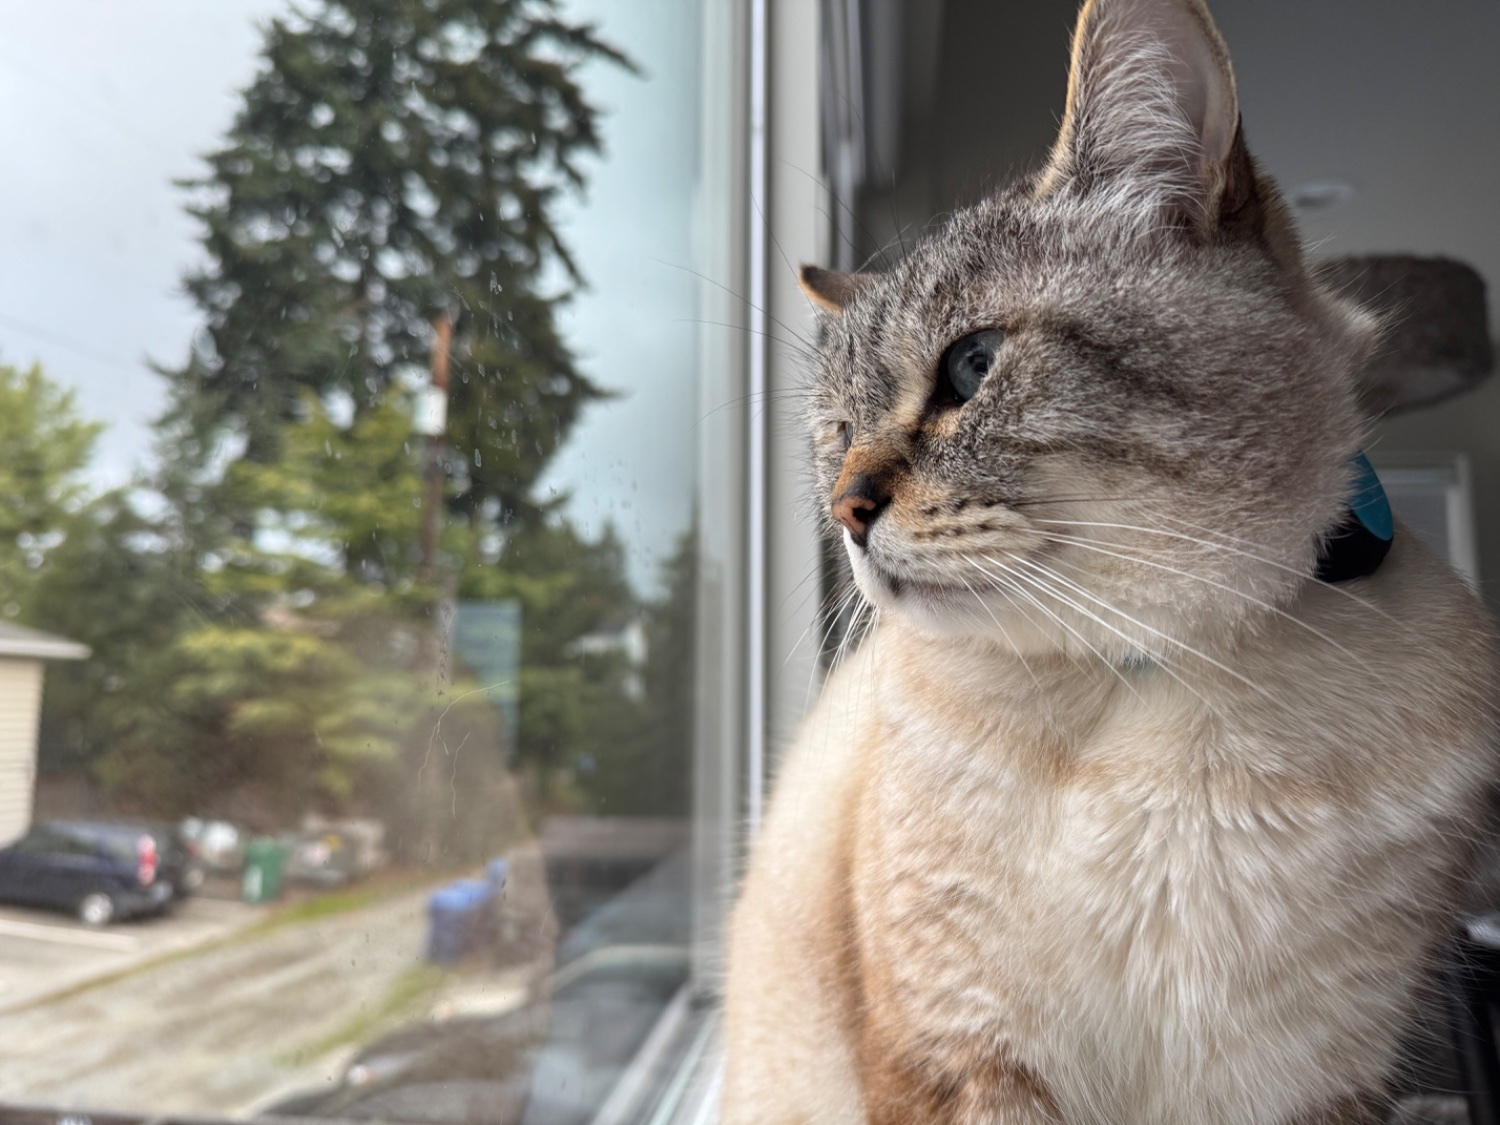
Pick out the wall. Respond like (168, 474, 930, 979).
(0, 658, 44, 846)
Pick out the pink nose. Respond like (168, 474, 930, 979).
(831, 473, 889, 548)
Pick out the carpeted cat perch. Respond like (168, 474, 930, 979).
(1319, 254, 1494, 415)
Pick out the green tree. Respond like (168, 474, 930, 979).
(28, 494, 189, 775)
(88, 0, 636, 832)
(94, 395, 444, 816)
(0, 361, 151, 777)
(165, 0, 626, 531)
(0, 362, 103, 608)
(458, 517, 645, 808)
(569, 521, 696, 817)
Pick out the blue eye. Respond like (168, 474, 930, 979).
(941, 329, 1006, 401)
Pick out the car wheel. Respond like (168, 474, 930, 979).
(77, 891, 116, 926)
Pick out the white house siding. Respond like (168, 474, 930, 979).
(0, 658, 44, 846)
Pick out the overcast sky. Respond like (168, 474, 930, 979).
(0, 0, 701, 593)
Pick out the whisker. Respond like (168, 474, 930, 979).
(954, 569, 1043, 690)
(1003, 553, 1275, 703)
(965, 561, 1086, 673)
(989, 558, 1230, 718)
(785, 576, 861, 673)
(1029, 516, 1398, 624)
(649, 256, 816, 352)
(676, 319, 817, 362)
(775, 159, 894, 273)
(967, 557, 1143, 701)
(1007, 493, 1162, 508)
(1033, 530, 1378, 674)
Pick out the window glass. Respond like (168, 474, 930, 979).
(0, 1, 728, 1119)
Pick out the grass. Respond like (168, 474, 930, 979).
(5, 863, 462, 1013)
(247, 864, 459, 935)
(281, 962, 448, 1065)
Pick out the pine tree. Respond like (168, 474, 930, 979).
(88, 0, 638, 830)
(166, 0, 626, 535)
(0, 363, 103, 606)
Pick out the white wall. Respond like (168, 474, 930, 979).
(0, 658, 44, 846)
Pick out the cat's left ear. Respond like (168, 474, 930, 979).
(1039, 0, 1260, 238)
(799, 265, 869, 314)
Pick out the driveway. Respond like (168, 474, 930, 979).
(0, 895, 264, 1012)
(0, 884, 439, 1116)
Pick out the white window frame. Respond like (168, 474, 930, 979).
(626, 1, 830, 1120)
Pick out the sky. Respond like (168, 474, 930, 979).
(0, 0, 702, 593)
(0, 2, 279, 484)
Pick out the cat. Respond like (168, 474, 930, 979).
(720, 1, 1500, 1123)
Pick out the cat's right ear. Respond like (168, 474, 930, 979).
(1038, 0, 1256, 237)
(799, 265, 868, 314)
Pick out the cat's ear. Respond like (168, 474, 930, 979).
(799, 265, 868, 314)
(1039, 0, 1259, 236)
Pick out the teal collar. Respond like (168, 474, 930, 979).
(1315, 451, 1393, 583)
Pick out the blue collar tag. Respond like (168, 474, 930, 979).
(1315, 450, 1393, 583)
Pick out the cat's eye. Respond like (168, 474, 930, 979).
(940, 329, 1007, 402)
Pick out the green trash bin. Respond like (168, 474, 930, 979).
(242, 838, 291, 904)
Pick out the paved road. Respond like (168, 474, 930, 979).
(0, 896, 263, 1012)
(0, 887, 434, 1117)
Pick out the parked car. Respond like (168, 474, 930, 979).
(283, 828, 361, 887)
(179, 816, 245, 875)
(0, 820, 182, 925)
(147, 820, 205, 897)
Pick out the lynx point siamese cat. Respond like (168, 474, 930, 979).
(722, 1, 1500, 1122)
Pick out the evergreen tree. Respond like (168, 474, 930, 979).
(0, 362, 103, 608)
(67, 1, 654, 834)
(166, 0, 626, 533)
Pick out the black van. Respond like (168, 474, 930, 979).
(0, 820, 184, 925)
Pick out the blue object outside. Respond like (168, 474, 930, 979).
(485, 858, 509, 889)
(425, 863, 508, 963)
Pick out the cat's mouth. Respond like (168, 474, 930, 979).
(862, 557, 956, 603)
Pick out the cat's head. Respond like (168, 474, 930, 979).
(806, 0, 1379, 659)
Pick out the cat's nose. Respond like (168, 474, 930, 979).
(832, 473, 889, 549)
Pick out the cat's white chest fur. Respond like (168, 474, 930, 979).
(844, 561, 1485, 1125)
(726, 542, 1493, 1125)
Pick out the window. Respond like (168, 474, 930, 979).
(0, 2, 823, 1121)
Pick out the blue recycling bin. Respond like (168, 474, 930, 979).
(485, 858, 509, 890)
(426, 878, 496, 963)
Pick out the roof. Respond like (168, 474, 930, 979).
(0, 622, 89, 661)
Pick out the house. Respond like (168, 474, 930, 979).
(0, 622, 88, 846)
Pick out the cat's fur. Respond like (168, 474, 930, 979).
(721, 1, 1500, 1122)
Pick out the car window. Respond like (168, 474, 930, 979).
(11, 827, 76, 855)
(96, 832, 139, 865)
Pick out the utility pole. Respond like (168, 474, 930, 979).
(415, 312, 452, 585)
(411, 311, 453, 863)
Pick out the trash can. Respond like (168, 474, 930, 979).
(242, 838, 291, 904)
(426, 878, 496, 963)
(485, 858, 508, 891)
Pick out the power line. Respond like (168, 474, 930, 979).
(0, 311, 141, 371)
